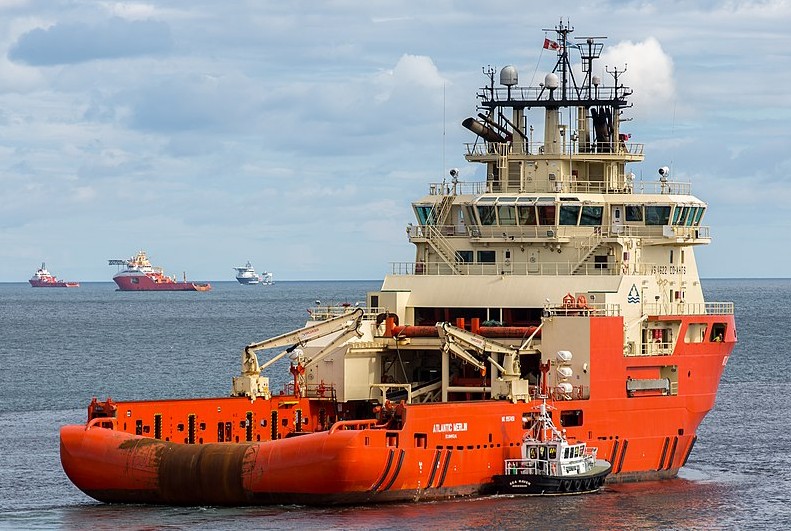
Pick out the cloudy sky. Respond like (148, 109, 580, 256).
(1, 1, 789, 282)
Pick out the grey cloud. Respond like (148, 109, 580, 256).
(9, 17, 172, 66)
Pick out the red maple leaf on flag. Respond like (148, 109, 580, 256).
(543, 38, 560, 51)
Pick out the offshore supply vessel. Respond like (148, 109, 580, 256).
(60, 21, 735, 505)
(29, 263, 79, 287)
(109, 250, 211, 291)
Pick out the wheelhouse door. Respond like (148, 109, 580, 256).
(611, 205, 624, 235)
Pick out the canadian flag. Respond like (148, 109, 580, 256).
(543, 38, 560, 51)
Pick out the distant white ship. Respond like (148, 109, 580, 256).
(234, 262, 260, 285)
(234, 262, 274, 285)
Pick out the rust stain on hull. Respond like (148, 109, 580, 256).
(157, 443, 257, 505)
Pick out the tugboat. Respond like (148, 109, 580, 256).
(61, 21, 735, 506)
(492, 397, 611, 495)
(234, 262, 261, 285)
(29, 263, 79, 288)
(109, 251, 211, 291)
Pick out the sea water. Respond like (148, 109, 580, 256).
(0, 279, 788, 530)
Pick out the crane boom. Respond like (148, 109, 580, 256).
(232, 308, 364, 400)
(437, 322, 539, 403)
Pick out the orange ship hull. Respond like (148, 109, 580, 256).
(60, 313, 735, 505)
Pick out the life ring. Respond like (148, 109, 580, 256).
(576, 295, 588, 309)
(562, 293, 575, 308)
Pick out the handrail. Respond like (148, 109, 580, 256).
(408, 224, 710, 242)
(642, 302, 735, 316)
(328, 419, 388, 435)
(393, 260, 622, 277)
(86, 416, 117, 430)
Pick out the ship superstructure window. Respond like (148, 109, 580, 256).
(476, 197, 497, 225)
(537, 204, 556, 225)
(559, 205, 581, 225)
(497, 197, 517, 225)
(517, 197, 538, 225)
(579, 206, 603, 226)
(415, 205, 435, 225)
(625, 205, 643, 222)
(645, 205, 671, 225)
(456, 250, 473, 263)
(477, 251, 496, 263)
(693, 207, 705, 225)
(685, 207, 697, 226)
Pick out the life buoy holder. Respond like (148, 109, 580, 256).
(576, 295, 588, 309)
(562, 293, 575, 308)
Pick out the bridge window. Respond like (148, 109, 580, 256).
(415, 205, 434, 225)
(498, 204, 516, 225)
(537, 205, 556, 225)
(478, 205, 496, 225)
(579, 205, 603, 226)
(625, 205, 643, 222)
(518, 205, 537, 225)
(559, 205, 581, 225)
(685, 207, 698, 226)
(645, 205, 671, 225)
(693, 207, 705, 225)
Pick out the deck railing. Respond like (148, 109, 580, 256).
(392, 261, 621, 277)
(407, 224, 710, 242)
(642, 302, 735, 316)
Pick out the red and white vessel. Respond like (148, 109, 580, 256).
(62, 21, 735, 506)
(109, 251, 211, 291)
(29, 263, 79, 288)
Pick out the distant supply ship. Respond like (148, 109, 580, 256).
(62, 21, 735, 507)
(29, 263, 79, 288)
(234, 262, 274, 285)
(109, 251, 211, 292)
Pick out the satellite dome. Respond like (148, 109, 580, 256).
(500, 65, 518, 87)
(544, 72, 559, 89)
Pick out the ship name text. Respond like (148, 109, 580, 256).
(433, 422, 468, 434)
(649, 265, 687, 275)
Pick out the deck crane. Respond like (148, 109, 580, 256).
(437, 322, 541, 403)
(232, 308, 365, 400)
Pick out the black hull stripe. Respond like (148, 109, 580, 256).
(680, 435, 697, 467)
(426, 449, 441, 489)
(380, 450, 406, 492)
(436, 449, 453, 488)
(616, 439, 629, 473)
(658, 436, 670, 470)
(610, 440, 620, 464)
(666, 436, 678, 470)
(370, 449, 395, 492)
